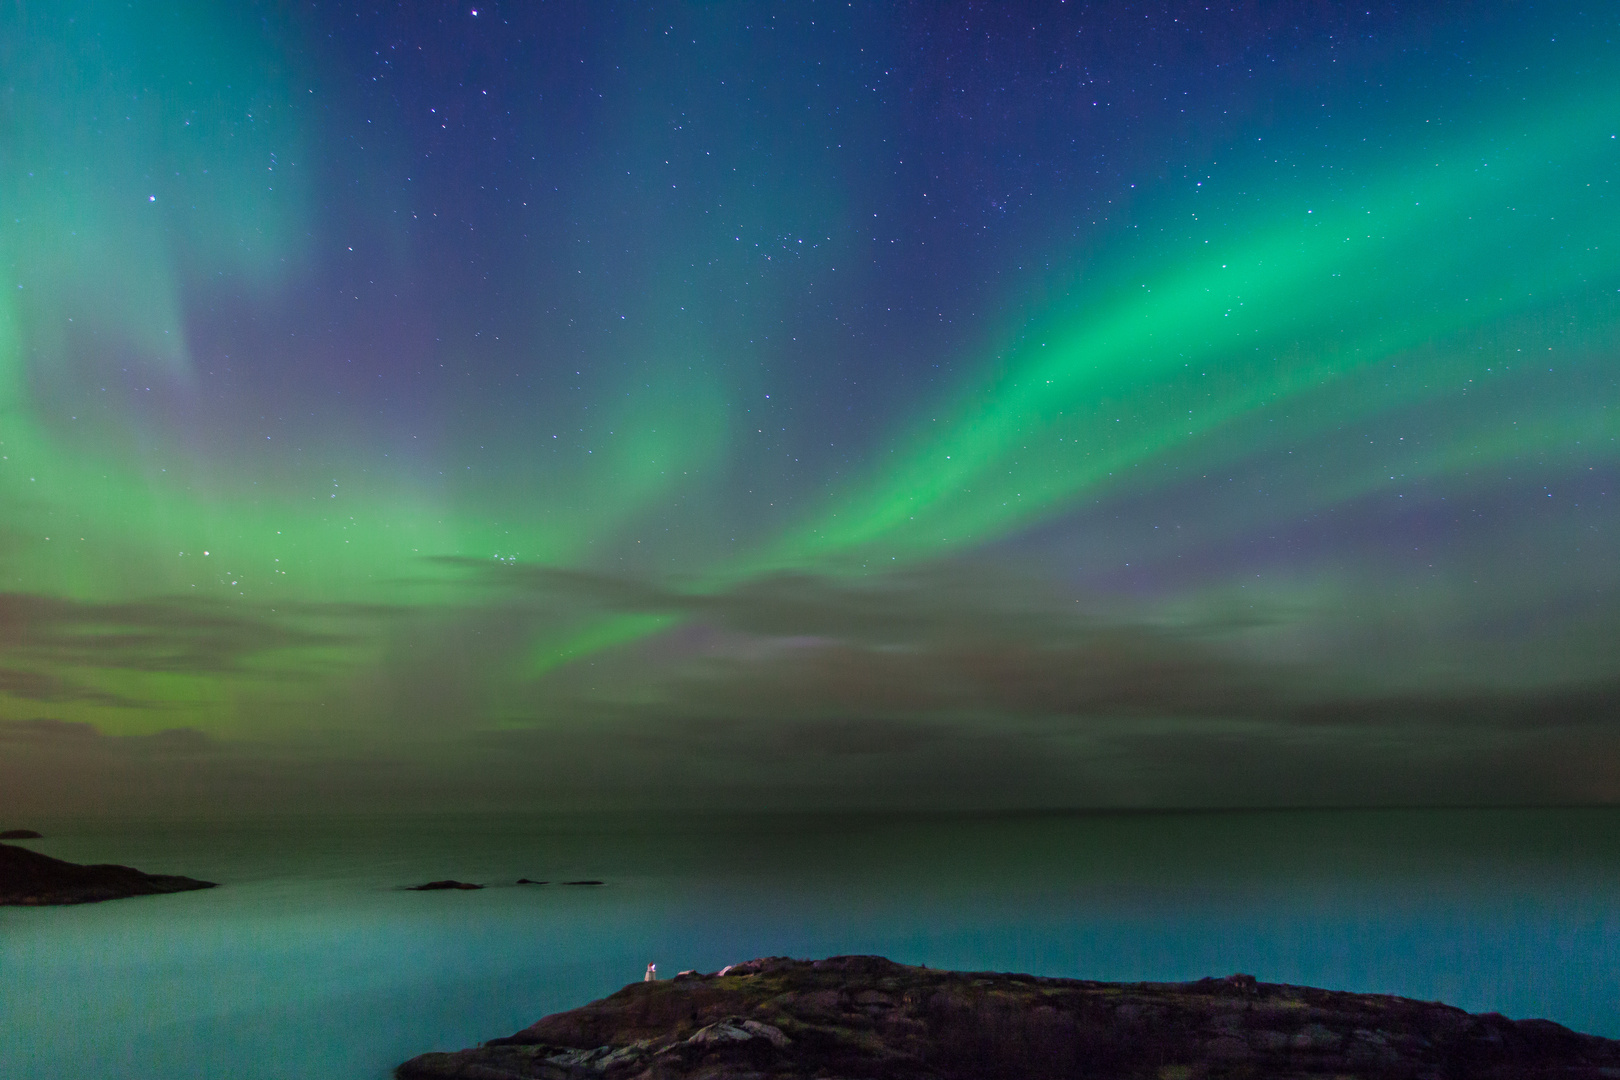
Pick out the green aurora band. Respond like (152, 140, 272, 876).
(527, 84, 1620, 674)
(1, 3, 1617, 806)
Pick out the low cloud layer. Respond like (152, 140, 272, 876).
(3, 560, 1618, 816)
(0, 591, 346, 684)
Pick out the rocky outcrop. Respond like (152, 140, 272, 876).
(407, 879, 602, 890)
(409, 880, 485, 890)
(0, 841, 216, 906)
(396, 955, 1620, 1080)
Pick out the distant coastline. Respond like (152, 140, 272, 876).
(0, 841, 215, 906)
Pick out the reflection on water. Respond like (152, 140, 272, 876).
(3, 808, 1619, 1079)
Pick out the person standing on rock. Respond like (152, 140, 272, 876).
(644, 963, 657, 982)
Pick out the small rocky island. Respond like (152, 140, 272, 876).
(396, 955, 1620, 1079)
(409, 880, 486, 890)
(0, 841, 216, 906)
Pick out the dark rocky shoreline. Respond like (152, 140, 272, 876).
(396, 954, 1620, 1080)
(0, 841, 216, 906)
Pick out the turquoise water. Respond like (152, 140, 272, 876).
(3, 808, 1620, 1079)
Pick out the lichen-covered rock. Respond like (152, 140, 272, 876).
(395, 955, 1620, 1079)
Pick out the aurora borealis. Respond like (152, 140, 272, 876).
(2, 0, 1616, 812)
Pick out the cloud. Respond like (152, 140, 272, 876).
(428, 557, 1620, 735)
(778, 717, 955, 757)
(433, 557, 1261, 646)
(430, 560, 1293, 723)
(0, 717, 218, 755)
(0, 592, 346, 677)
(381, 557, 1620, 807)
(1288, 678, 1620, 732)
(0, 665, 141, 705)
(0, 715, 388, 817)
(4, 560, 1614, 813)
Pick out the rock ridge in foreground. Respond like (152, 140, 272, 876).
(396, 955, 1620, 1080)
(0, 841, 216, 905)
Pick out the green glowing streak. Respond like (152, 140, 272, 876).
(5, 12, 1618, 726)
(0, 2, 731, 610)
(767, 89, 1620, 568)
(0, 5, 742, 729)
(519, 86, 1620, 677)
(2, 1, 312, 372)
(527, 614, 677, 678)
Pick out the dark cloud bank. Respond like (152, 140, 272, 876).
(4, 562, 1617, 816)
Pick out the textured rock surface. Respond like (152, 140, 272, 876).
(0, 841, 216, 906)
(396, 955, 1620, 1080)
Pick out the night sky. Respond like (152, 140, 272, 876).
(2, 1, 1617, 814)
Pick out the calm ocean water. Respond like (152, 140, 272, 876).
(3, 808, 1619, 1079)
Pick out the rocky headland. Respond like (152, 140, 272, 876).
(0, 841, 216, 906)
(396, 954, 1620, 1080)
